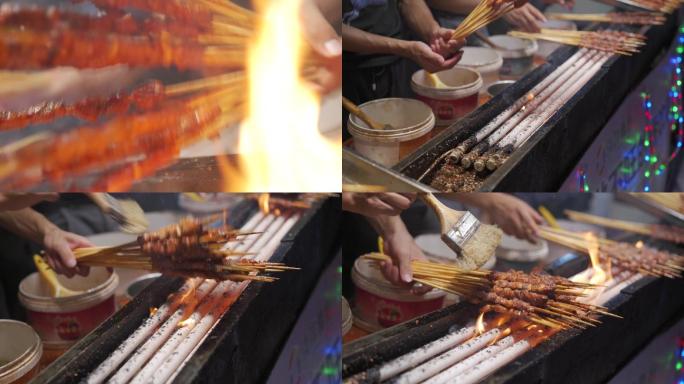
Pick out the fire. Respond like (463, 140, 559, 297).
(223, 0, 341, 192)
(476, 312, 486, 335)
(149, 307, 158, 316)
(635, 240, 644, 249)
(177, 318, 196, 328)
(258, 193, 270, 214)
(585, 232, 608, 285)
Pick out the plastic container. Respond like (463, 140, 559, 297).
(495, 234, 549, 262)
(537, 20, 577, 58)
(342, 297, 352, 336)
(415, 233, 497, 270)
(411, 67, 482, 126)
(489, 35, 538, 79)
(351, 256, 445, 332)
(486, 80, 516, 98)
(0, 320, 42, 384)
(456, 47, 503, 91)
(348, 98, 435, 167)
(19, 267, 118, 348)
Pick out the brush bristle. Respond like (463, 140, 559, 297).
(457, 224, 502, 269)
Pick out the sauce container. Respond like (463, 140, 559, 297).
(489, 35, 538, 79)
(19, 267, 118, 349)
(486, 80, 516, 98)
(0, 320, 42, 384)
(351, 256, 445, 332)
(456, 47, 503, 91)
(411, 67, 482, 126)
(342, 297, 352, 336)
(348, 98, 435, 167)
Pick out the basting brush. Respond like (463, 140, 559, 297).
(87, 193, 149, 234)
(419, 193, 502, 269)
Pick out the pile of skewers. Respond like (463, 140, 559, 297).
(539, 227, 684, 278)
(621, 0, 681, 13)
(362, 253, 613, 329)
(72, 217, 298, 281)
(565, 209, 684, 244)
(509, 29, 646, 55)
(0, 1, 335, 190)
(450, 0, 524, 40)
(548, 11, 666, 25)
(630, 192, 684, 214)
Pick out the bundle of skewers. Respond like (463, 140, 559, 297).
(565, 209, 684, 244)
(71, 217, 298, 282)
(450, 0, 524, 40)
(539, 227, 684, 278)
(362, 253, 614, 329)
(617, 0, 681, 13)
(629, 192, 684, 214)
(548, 11, 666, 25)
(0, 1, 336, 190)
(508, 29, 646, 55)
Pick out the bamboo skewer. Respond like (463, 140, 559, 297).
(630, 193, 684, 213)
(509, 29, 645, 55)
(548, 12, 666, 25)
(362, 253, 611, 329)
(451, 0, 519, 40)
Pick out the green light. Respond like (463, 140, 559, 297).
(644, 140, 650, 146)
(677, 361, 683, 371)
(678, 80, 682, 86)
(680, 26, 684, 33)
(651, 156, 657, 164)
(645, 171, 651, 178)
(674, 106, 679, 112)
(678, 46, 684, 54)
(656, 170, 661, 176)
(660, 164, 667, 169)
(583, 185, 589, 192)
(322, 366, 339, 376)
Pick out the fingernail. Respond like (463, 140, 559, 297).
(323, 39, 342, 57)
(66, 258, 76, 268)
(401, 272, 412, 283)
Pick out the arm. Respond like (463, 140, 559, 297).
(425, 0, 481, 16)
(342, 24, 413, 57)
(399, 0, 442, 42)
(0, 208, 92, 277)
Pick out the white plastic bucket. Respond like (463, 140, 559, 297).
(19, 267, 118, 348)
(456, 47, 503, 91)
(411, 67, 482, 126)
(489, 35, 538, 79)
(351, 256, 445, 332)
(0, 320, 42, 384)
(348, 98, 435, 167)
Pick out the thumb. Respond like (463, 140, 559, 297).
(300, 5, 341, 59)
(397, 254, 413, 283)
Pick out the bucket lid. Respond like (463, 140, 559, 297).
(457, 47, 503, 71)
(0, 320, 42, 384)
(349, 98, 433, 131)
(411, 67, 483, 96)
(489, 35, 538, 58)
(352, 256, 445, 302)
(496, 235, 549, 262)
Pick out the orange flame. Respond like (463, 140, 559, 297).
(258, 193, 270, 214)
(476, 312, 486, 335)
(149, 307, 158, 317)
(585, 232, 607, 285)
(177, 318, 196, 328)
(635, 240, 644, 249)
(221, 0, 341, 191)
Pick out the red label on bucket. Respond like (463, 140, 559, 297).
(416, 94, 478, 124)
(26, 296, 115, 345)
(354, 286, 443, 328)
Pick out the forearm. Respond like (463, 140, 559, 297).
(342, 24, 413, 57)
(399, 0, 440, 42)
(0, 208, 56, 245)
(315, 0, 341, 25)
(444, 192, 501, 210)
(365, 214, 409, 239)
(426, 0, 480, 15)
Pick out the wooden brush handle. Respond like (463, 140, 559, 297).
(87, 193, 113, 213)
(342, 96, 383, 130)
(419, 193, 464, 234)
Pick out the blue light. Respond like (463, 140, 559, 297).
(645, 156, 650, 161)
(679, 117, 683, 123)
(679, 37, 684, 43)
(644, 186, 650, 192)
(679, 379, 684, 384)
(681, 349, 684, 358)
(679, 57, 683, 63)
(678, 68, 682, 74)
(646, 102, 652, 108)
(679, 142, 683, 148)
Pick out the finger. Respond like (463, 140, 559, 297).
(54, 241, 77, 269)
(77, 264, 90, 277)
(397, 254, 413, 283)
(529, 6, 547, 23)
(380, 193, 413, 211)
(46, 255, 57, 272)
(66, 233, 94, 248)
(441, 51, 463, 69)
(368, 198, 403, 216)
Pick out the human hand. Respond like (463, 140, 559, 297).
(503, 4, 547, 32)
(478, 193, 543, 243)
(428, 27, 466, 60)
(342, 193, 416, 217)
(408, 41, 464, 73)
(543, 0, 574, 10)
(379, 222, 429, 291)
(43, 227, 92, 277)
(300, 0, 342, 93)
(0, 193, 58, 211)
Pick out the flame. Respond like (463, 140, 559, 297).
(177, 318, 196, 328)
(635, 240, 644, 249)
(258, 193, 270, 214)
(222, 0, 341, 191)
(476, 312, 486, 335)
(585, 232, 607, 285)
(527, 93, 535, 101)
(149, 307, 158, 317)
